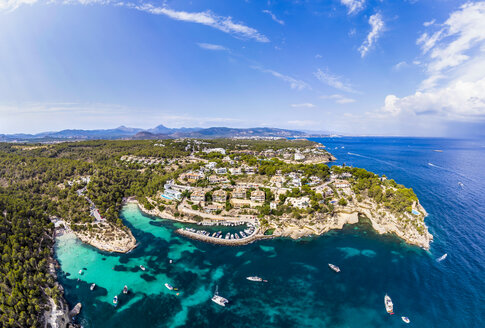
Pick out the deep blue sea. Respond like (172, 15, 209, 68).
(56, 137, 485, 327)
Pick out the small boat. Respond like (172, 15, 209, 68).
(113, 295, 118, 307)
(169, 259, 173, 264)
(328, 263, 340, 272)
(436, 253, 447, 262)
(140, 265, 146, 271)
(90, 283, 96, 291)
(78, 269, 83, 275)
(211, 285, 229, 307)
(384, 294, 394, 314)
(402, 316, 410, 323)
(246, 276, 263, 282)
(165, 283, 174, 291)
(123, 285, 128, 294)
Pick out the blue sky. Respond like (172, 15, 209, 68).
(1, 0, 485, 137)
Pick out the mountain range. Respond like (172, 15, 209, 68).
(0, 124, 324, 142)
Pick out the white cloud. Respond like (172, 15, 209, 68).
(340, 0, 365, 15)
(315, 54, 323, 59)
(262, 9, 284, 25)
(197, 43, 228, 51)
(321, 94, 356, 104)
(0, 0, 37, 11)
(383, 2, 485, 120)
(358, 13, 385, 57)
(393, 61, 408, 71)
(134, 5, 270, 42)
(423, 19, 435, 27)
(291, 103, 315, 108)
(253, 66, 310, 90)
(314, 68, 357, 93)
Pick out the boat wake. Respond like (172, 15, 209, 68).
(347, 152, 396, 167)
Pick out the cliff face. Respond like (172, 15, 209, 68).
(267, 199, 432, 250)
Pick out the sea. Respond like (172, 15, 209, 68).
(55, 137, 485, 327)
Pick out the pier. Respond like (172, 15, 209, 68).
(175, 227, 261, 246)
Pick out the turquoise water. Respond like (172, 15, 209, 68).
(56, 137, 485, 327)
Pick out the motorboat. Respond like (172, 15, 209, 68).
(436, 253, 447, 262)
(246, 276, 263, 282)
(123, 285, 128, 294)
(328, 263, 340, 272)
(165, 283, 174, 291)
(384, 294, 394, 314)
(140, 265, 146, 271)
(113, 295, 118, 307)
(211, 285, 228, 307)
(402, 316, 410, 323)
(90, 283, 96, 291)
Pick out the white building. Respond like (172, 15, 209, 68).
(285, 197, 310, 209)
(215, 167, 227, 175)
(162, 188, 182, 201)
(202, 148, 226, 155)
(294, 152, 305, 161)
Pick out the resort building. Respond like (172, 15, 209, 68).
(250, 190, 265, 203)
(204, 203, 224, 213)
(232, 187, 246, 199)
(212, 189, 227, 203)
(162, 188, 182, 201)
(190, 189, 206, 203)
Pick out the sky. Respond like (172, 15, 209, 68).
(1, 0, 485, 137)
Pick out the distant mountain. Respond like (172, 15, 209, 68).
(0, 124, 324, 142)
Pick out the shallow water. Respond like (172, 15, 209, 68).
(56, 137, 485, 327)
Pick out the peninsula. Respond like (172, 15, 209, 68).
(0, 137, 431, 327)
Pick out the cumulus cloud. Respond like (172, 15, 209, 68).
(321, 94, 356, 104)
(253, 66, 310, 90)
(262, 9, 284, 25)
(358, 13, 385, 57)
(383, 2, 485, 120)
(340, 0, 365, 15)
(392, 61, 408, 71)
(314, 68, 357, 93)
(291, 103, 315, 108)
(197, 43, 228, 51)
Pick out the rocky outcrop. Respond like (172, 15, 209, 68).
(75, 222, 137, 253)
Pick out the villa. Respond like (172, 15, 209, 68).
(232, 187, 246, 199)
(285, 196, 311, 209)
(162, 188, 182, 201)
(190, 189, 206, 203)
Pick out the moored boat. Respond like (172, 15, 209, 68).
(140, 265, 146, 271)
(246, 276, 263, 282)
(113, 295, 118, 307)
(328, 263, 340, 272)
(165, 283, 174, 290)
(123, 285, 128, 294)
(384, 294, 394, 314)
(437, 253, 447, 262)
(90, 283, 96, 291)
(211, 285, 229, 307)
(402, 316, 410, 323)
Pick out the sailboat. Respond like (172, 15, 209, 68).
(211, 285, 229, 307)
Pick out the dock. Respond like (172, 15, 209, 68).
(175, 228, 260, 246)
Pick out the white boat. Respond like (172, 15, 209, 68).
(437, 253, 447, 262)
(211, 285, 228, 307)
(165, 283, 174, 290)
(123, 285, 128, 294)
(113, 295, 118, 307)
(402, 316, 410, 323)
(78, 269, 83, 275)
(384, 294, 394, 314)
(246, 276, 263, 282)
(140, 265, 146, 271)
(328, 263, 340, 272)
(90, 283, 96, 291)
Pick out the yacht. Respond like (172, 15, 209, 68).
(140, 265, 146, 271)
(123, 285, 128, 294)
(384, 294, 394, 314)
(402, 316, 410, 323)
(246, 276, 263, 282)
(165, 283, 174, 291)
(328, 263, 340, 272)
(90, 283, 96, 291)
(211, 285, 229, 307)
(113, 295, 118, 307)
